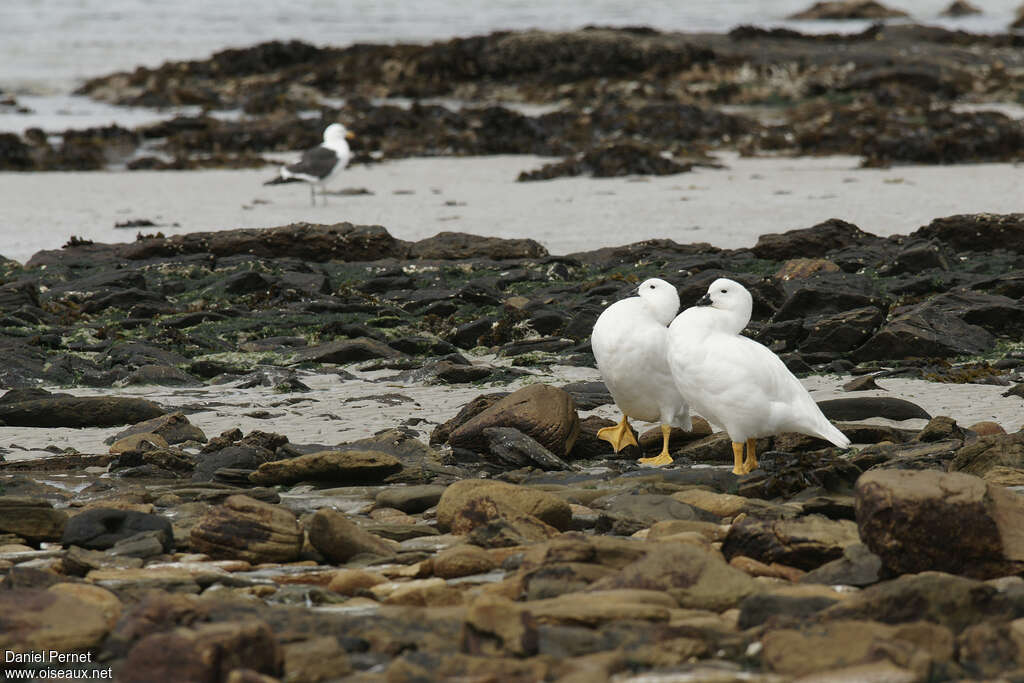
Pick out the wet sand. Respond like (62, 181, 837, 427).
(2, 153, 1024, 264)
(3, 356, 1020, 461)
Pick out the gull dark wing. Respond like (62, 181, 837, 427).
(285, 146, 339, 180)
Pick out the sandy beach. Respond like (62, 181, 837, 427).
(3, 152, 1024, 264)
(3, 357, 1020, 462)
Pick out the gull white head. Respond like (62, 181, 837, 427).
(636, 278, 680, 326)
(323, 123, 355, 145)
(695, 278, 753, 334)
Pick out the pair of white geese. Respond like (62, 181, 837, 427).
(592, 278, 850, 474)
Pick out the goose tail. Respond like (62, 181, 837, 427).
(816, 419, 850, 449)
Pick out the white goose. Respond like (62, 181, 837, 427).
(666, 278, 849, 475)
(591, 278, 691, 466)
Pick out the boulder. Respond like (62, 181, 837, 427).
(949, 432, 1024, 477)
(192, 445, 276, 482)
(249, 449, 402, 485)
(433, 544, 500, 578)
(854, 310, 994, 360)
(761, 619, 952, 677)
(61, 508, 173, 552)
(0, 396, 165, 427)
(483, 427, 577, 470)
(307, 508, 395, 563)
(297, 337, 402, 364)
(109, 411, 207, 445)
(118, 620, 281, 683)
(189, 495, 302, 563)
(787, 0, 910, 20)
(800, 306, 885, 353)
(282, 636, 351, 682)
(436, 479, 572, 533)
(911, 213, 1024, 254)
(589, 542, 759, 611)
(816, 397, 931, 422)
(0, 497, 67, 542)
(722, 515, 860, 571)
(326, 569, 386, 595)
(753, 218, 879, 260)
(375, 484, 446, 513)
(0, 588, 116, 652)
(855, 469, 1024, 578)
(799, 543, 883, 586)
(447, 384, 580, 456)
(124, 221, 405, 261)
(940, 0, 981, 15)
(820, 571, 1011, 632)
(462, 595, 539, 657)
(408, 232, 548, 260)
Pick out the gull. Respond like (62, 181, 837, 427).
(264, 123, 354, 206)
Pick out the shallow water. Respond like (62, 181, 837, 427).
(2, 0, 1022, 131)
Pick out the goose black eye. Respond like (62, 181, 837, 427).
(649, 284, 655, 289)
(720, 289, 727, 293)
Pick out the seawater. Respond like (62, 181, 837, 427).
(3, 0, 1022, 96)
(0, 0, 1020, 133)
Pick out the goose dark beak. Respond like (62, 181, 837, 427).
(696, 294, 712, 306)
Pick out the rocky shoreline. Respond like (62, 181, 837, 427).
(3, 23, 1024, 174)
(1, 215, 1024, 680)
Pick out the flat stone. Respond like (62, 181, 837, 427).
(249, 449, 402, 485)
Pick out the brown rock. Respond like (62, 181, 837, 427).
(969, 421, 1007, 436)
(124, 221, 405, 261)
(466, 515, 561, 547)
(0, 497, 67, 542)
(788, 0, 910, 20)
(118, 620, 281, 683)
(0, 588, 114, 652)
(752, 218, 878, 260)
(47, 583, 122, 631)
(249, 449, 402, 485)
(189, 495, 302, 563)
(462, 594, 539, 656)
(436, 479, 572, 533)
(855, 469, 1024, 578)
(326, 568, 386, 595)
(774, 257, 841, 281)
(983, 466, 1024, 486)
(0, 396, 165, 427)
(307, 507, 395, 563)
(109, 432, 170, 454)
(526, 589, 676, 626)
(281, 636, 351, 683)
(85, 567, 203, 594)
(376, 577, 463, 606)
(433, 544, 499, 578)
(940, 0, 981, 15)
(722, 515, 861, 571)
(761, 619, 953, 677)
(109, 411, 207, 445)
(447, 384, 580, 456)
(671, 489, 752, 518)
(950, 432, 1024, 476)
(590, 542, 759, 611)
(429, 392, 508, 446)
(409, 231, 548, 260)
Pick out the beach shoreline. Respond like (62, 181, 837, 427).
(3, 152, 1024, 264)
